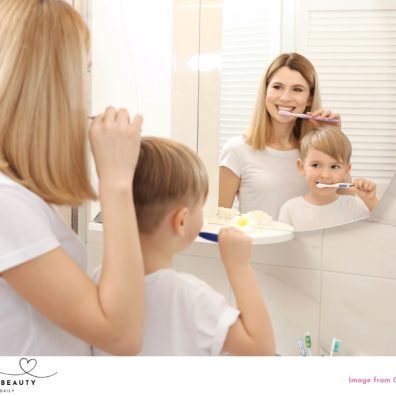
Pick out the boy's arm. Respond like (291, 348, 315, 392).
(352, 178, 378, 211)
(277, 201, 291, 225)
(218, 227, 275, 356)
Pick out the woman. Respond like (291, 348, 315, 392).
(0, 0, 144, 355)
(219, 52, 341, 218)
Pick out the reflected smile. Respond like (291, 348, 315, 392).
(277, 105, 296, 113)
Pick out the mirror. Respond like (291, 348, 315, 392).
(196, 0, 396, 232)
(89, 0, 396, 232)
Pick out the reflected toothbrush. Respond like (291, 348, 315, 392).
(278, 110, 339, 123)
(316, 182, 354, 189)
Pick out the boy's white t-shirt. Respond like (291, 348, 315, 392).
(278, 195, 370, 231)
(92, 268, 240, 356)
(0, 172, 91, 355)
(219, 135, 308, 218)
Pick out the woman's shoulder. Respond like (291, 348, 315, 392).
(0, 172, 44, 205)
(222, 135, 246, 150)
(0, 172, 52, 221)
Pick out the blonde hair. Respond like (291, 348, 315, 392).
(245, 53, 322, 150)
(133, 137, 209, 234)
(299, 126, 352, 164)
(0, 0, 96, 206)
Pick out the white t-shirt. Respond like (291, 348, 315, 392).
(278, 195, 370, 231)
(92, 268, 239, 356)
(0, 172, 91, 355)
(219, 135, 307, 218)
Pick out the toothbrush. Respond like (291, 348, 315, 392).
(330, 337, 340, 356)
(316, 182, 354, 189)
(278, 110, 339, 123)
(297, 338, 307, 356)
(198, 232, 218, 243)
(305, 332, 312, 356)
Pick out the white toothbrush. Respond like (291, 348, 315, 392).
(278, 110, 339, 123)
(316, 182, 354, 188)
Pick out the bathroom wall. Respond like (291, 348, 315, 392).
(170, 217, 396, 356)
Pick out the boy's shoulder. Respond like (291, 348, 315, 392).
(280, 195, 305, 208)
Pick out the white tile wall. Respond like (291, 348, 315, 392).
(323, 222, 396, 279)
(248, 264, 321, 356)
(320, 271, 396, 356)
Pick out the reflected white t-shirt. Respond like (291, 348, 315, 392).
(92, 268, 239, 356)
(219, 135, 307, 218)
(278, 195, 370, 231)
(0, 172, 91, 355)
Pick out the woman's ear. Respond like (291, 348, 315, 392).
(172, 207, 189, 236)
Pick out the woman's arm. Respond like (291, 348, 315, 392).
(2, 109, 145, 355)
(218, 166, 240, 208)
(2, 246, 141, 355)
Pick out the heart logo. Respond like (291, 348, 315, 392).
(19, 358, 37, 374)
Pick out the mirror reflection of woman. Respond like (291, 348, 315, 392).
(219, 53, 342, 219)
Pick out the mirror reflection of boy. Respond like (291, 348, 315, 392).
(93, 137, 275, 356)
(278, 126, 378, 231)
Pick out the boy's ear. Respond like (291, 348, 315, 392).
(345, 163, 351, 173)
(296, 159, 305, 176)
(172, 207, 189, 236)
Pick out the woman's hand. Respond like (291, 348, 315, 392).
(308, 108, 341, 129)
(89, 107, 143, 185)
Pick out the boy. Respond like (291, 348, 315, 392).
(278, 126, 378, 231)
(94, 136, 275, 355)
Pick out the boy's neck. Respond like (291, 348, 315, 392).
(303, 191, 339, 206)
(140, 233, 176, 275)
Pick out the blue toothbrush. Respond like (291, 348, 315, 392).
(198, 232, 218, 243)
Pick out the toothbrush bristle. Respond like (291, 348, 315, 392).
(278, 110, 291, 116)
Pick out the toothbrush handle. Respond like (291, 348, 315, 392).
(198, 232, 218, 243)
(310, 116, 339, 124)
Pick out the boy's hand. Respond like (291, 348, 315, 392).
(218, 227, 252, 270)
(351, 178, 378, 211)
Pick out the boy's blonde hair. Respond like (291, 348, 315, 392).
(299, 126, 352, 164)
(0, 0, 96, 206)
(245, 52, 322, 150)
(133, 137, 209, 233)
